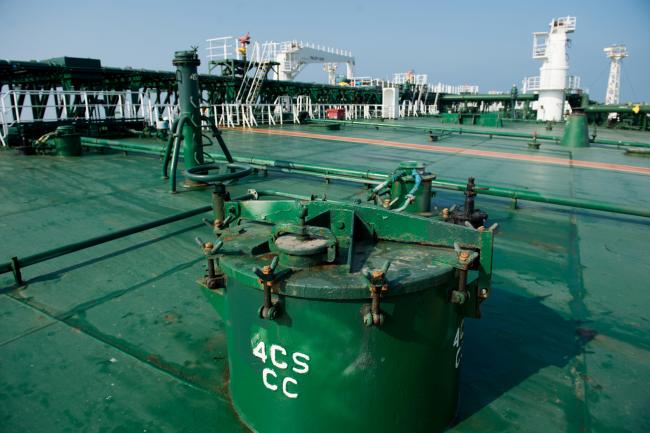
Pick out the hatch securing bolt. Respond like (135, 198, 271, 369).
(451, 242, 475, 305)
(442, 208, 450, 220)
(363, 260, 391, 327)
(195, 237, 224, 289)
(479, 288, 489, 299)
(254, 256, 286, 320)
(213, 213, 235, 231)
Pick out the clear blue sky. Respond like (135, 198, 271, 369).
(1, 0, 648, 102)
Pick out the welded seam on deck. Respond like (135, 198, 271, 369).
(3, 262, 223, 398)
(0, 223, 225, 398)
(566, 155, 592, 433)
(0, 294, 58, 347)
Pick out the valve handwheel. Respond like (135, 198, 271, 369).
(185, 162, 253, 184)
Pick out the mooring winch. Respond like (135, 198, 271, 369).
(191, 163, 493, 433)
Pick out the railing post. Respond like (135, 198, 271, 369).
(12, 91, 20, 123)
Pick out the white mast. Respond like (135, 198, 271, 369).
(603, 45, 627, 105)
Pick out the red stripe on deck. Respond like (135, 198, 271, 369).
(236, 128, 650, 176)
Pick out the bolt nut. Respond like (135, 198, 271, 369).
(382, 199, 391, 208)
(459, 251, 470, 261)
(267, 305, 279, 320)
(479, 288, 489, 299)
(450, 290, 467, 304)
(262, 265, 272, 275)
(442, 208, 450, 218)
(213, 219, 222, 228)
(203, 242, 214, 253)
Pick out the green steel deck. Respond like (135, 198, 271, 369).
(1, 121, 649, 433)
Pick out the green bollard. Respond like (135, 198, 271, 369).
(54, 126, 81, 156)
(561, 112, 590, 148)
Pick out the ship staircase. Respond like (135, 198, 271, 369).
(431, 90, 440, 114)
(235, 42, 274, 126)
(411, 83, 428, 116)
(236, 42, 273, 104)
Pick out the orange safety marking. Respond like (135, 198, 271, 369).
(235, 128, 650, 176)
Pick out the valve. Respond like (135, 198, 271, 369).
(363, 260, 391, 327)
(253, 256, 289, 320)
(449, 177, 488, 228)
(297, 205, 308, 238)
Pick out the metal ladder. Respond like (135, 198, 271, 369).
(432, 90, 440, 114)
(245, 61, 271, 104)
(235, 42, 272, 104)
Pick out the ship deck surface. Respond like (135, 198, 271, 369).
(1, 119, 649, 433)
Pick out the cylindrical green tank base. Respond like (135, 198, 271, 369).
(198, 200, 493, 433)
(54, 126, 81, 156)
(561, 113, 590, 148)
(221, 278, 463, 433)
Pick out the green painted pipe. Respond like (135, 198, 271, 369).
(0, 205, 212, 281)
(161, 117, 180, 176)
(439, 93, 537, 102)
(169, 116, 189, 192)
(79, 138, 650, 219)
(429, 180, 650, 218)
(256, 190, 318, 201)
(82, 138, 162, 155)
(593, 138, 650, 148)
(308, 118, 562, 142)
(309, 118, 650, 148)
(81, 138, 388, 180)
(584, 104, 650, 114)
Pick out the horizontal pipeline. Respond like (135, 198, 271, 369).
(584, 104, 650, 114)
(308, 118, 561, 142)
(429, 180, 650, 218)
(81, 137, 387, 180)
(439, 93, 537, 102)
(80, 138, 650, 218)
(307, 119, 650, 149)
(1, 205, 212, 283)
(0, 188, 320, 285)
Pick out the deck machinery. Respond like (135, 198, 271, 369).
(180, 47, 493, 432)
